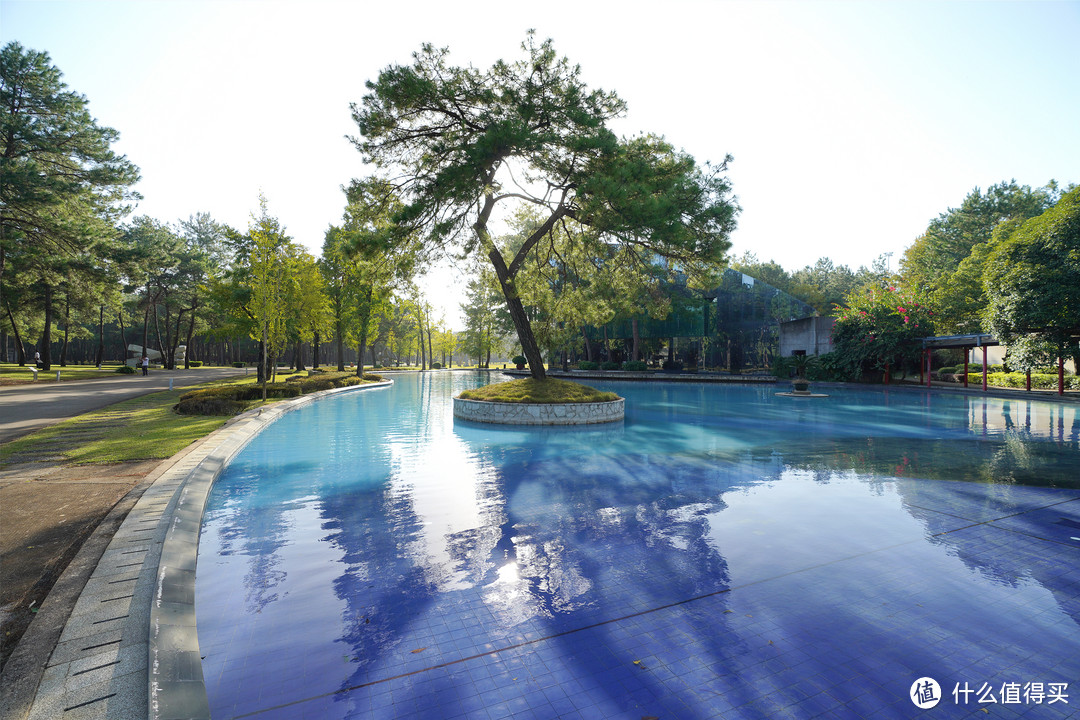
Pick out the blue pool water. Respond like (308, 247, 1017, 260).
(195, 373, 1080, 719)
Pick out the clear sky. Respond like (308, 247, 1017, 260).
(4, 0, 1078, 326)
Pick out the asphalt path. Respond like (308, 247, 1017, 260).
(0, 367, 248, 444)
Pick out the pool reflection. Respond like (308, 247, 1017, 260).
(196, 374, 1080, 720)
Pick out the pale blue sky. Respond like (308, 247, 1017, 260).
(4, 0, 1078, 323)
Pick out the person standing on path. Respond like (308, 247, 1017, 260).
(141, 355, 149, 376)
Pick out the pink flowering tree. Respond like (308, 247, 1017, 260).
(830, 284, 936, 380)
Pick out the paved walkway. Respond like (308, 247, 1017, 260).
(0, 368, 249, 444)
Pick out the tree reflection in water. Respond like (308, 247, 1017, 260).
(196, 374, 1080, 719)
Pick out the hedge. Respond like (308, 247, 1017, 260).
(962, 372, 1079, 390)
(174, 372, 384, 415)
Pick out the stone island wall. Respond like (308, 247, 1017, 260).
(453, 397, 624, 425)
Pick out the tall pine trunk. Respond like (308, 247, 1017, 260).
(59, 294, 70, 366)
(5, 296, 26, 365)
(488, 249, 546, 380)
(95, 305, 105, 367)
(184, 304, 196, 369)
(40, 283, 53, 371)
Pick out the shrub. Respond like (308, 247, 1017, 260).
(234, 383, 302, 400)
(298, 377, 336, 393)
(965, 372, 1080, 390)
(622, 360, 648, 371)
(179, 386, 237, 402)
(662, 360, 684, 371)
(512, 355, 527, 366)
(430, 362, 442, 369)
(831, 283, 935, 377)
(601, 361, 621, 370)
(115, 365, 136, 374)
(232, 361, 246, 368)
(578, 361, 599, 370)
(362, 373, 383, 382)
(188, 360, 203, 367)
(285, 374, 306, 383)
(174, 395, 243, 416)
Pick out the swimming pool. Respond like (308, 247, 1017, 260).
(195, 372, 1080, 719)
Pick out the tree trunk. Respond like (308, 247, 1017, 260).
(4, 295, 26, 365)
(488, 249, 545, 380)
(170, 307, 185, 370)
(95, 305, 105, 367)
(40, 283, 53, 371)
(59, 294, 70, 366)
(259, 334, 267, 398)
(152, 302, 167, 369)
(582, 328, 594, 362)
(632, 318, 641, 361)
(417, 306, 426, 371)
(118, 307, 129, 362)
(295, 340, 306, 372)
(184, 304, 196, 369)
(312, 331, 321, 369)
(141, 300, 151, 366)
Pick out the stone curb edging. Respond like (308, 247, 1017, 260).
(452, 396, 624, 425)
(148, 380, 392, 720)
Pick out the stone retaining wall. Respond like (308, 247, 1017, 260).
(453, 397, 624, 425)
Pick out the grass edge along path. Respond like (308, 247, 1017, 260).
(0, 376, 256, 465)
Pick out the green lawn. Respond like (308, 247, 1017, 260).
(1, 375, 266, 464)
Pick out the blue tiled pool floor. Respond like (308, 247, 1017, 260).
(196, 376, 1080, 719)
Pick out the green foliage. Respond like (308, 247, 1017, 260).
(600, 361, 621, 370)
(577, 361, 599, 370)
(114, 364, 136, 374)
(430, 361, 442, 369)
(173, 394, 243, 416)
(511, 355, 527, 366)
(983, 186, 1080, 361)
(831, 284, 935, 377)
(622, 360, 648, 371)
(175, 372, 378, 414)
(961, 372, 1079, 390)
(1, 41, 140, 283)
(458, 378, 618, 403)
(188, 360, 203, 367)
(774, 353, 820, 379)
(231, 361, 245, 368)
(899, 180, 1060, 335)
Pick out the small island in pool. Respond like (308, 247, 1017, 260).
(454, 378, 624, 425)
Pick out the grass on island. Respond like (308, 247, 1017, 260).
(458, 378, 619, 404)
